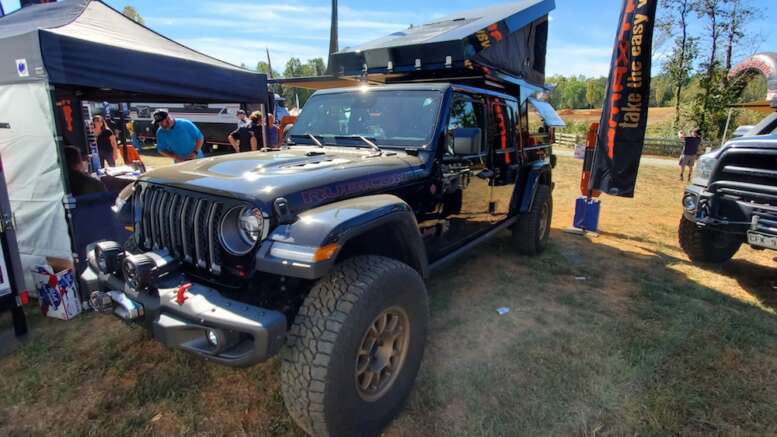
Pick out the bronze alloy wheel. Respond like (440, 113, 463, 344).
(355, 306, 410, 402)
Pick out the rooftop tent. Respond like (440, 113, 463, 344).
(0, 0, 267, 102)
(329, 0, 554, 87)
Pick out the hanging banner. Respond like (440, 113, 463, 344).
(589, 0, 658, 197)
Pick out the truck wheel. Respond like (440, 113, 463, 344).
(678, 216, 741, 263)
(513, 184, 552, 255)
(281, 255, 429, 437)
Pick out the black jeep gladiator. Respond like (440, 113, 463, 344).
(82, 83, 556, 435)
(680, 110, 777, 262)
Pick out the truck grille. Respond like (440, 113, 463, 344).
(712, 148, 777, 206)
(136, 184, 228, 275)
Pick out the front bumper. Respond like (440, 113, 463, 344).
(80, 246, 287, 367)
(682, 184, 777, 237)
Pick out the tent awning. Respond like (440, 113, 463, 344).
(0, 0, 266, 103)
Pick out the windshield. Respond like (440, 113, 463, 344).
(289, 89, 443, 147)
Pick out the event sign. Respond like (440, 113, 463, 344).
(589, 0, 658, 197)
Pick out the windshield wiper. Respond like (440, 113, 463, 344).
(306, 133, 324, 148)
(288, 133, 324, 148)
(334, 135, 382, 155)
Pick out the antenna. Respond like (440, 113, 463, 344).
(265, 48, 274, 80)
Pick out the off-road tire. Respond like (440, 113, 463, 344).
(281, 255, 429, 437)
(513, 184, 552, 255)
(678, 215, 742, 263)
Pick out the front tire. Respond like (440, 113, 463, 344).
(678, 216, 741, 263)
(281, 256, 429, 437)
(513, 184, 552, 255)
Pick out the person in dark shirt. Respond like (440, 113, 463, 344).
(64, 146, 107, 196)
(92, 115, 119, 168)
(248, 111, 266, 151)
(678, 128, 702, 181)
(228, 124, 254, 153)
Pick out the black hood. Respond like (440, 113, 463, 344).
(139, 147, 427, 209)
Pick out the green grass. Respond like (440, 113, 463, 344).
(3, 155, 777, 436)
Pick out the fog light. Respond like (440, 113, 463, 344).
(95, 241, 123, 274)
(682, 194, 698, 211)
(207, 329, 221, 347)
(122, 254, 156, 292)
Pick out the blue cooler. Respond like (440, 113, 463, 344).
(573, 197, 600, 232)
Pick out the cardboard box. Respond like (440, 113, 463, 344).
(31, 264, 81, 320)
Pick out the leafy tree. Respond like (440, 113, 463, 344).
(721, 0, 759, 71)
(306, 58, 327, 77)
(121, 5, 144, 25)
(660, 0, 696, 126)
(692, 0, 725, 134)
(585, 79, 605, 109)
(256, 61, 281, 79)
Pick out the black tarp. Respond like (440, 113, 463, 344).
(0, 0, 267, 103)
(328, 0, 554, 87)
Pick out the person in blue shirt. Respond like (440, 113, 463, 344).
(153, 109, 204, 163)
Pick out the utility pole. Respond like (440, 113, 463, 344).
(329, 0, 339, 56)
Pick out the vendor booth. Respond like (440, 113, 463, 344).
(0, 0, 267, 298)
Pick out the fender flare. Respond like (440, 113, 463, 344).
(514, 160, 552, 214)
(255, 194, 429, 279)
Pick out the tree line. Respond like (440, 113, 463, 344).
(122, 0, 766, 141)
(549, 0, 766, 141)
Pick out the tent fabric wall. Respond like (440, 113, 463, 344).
(0, 82, 72, 291)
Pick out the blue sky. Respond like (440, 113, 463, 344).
(2, 0, 776, 77)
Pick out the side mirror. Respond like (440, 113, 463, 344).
(449, 128, 482, 155)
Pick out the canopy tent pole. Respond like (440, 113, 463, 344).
(721, 108, 733, 148)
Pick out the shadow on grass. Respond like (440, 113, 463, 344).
(398, 229, 777, 436)
(3, 227, 777, 436)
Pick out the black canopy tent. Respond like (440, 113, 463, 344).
(0, 0, 267, 103)
(0, 0, 268, 294)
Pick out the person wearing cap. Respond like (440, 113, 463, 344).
(236, 109, 250, 128)
(153, 109, 204, 163)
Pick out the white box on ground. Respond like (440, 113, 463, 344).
(31, 264, 81, 320)
(574, 143, 586, 160)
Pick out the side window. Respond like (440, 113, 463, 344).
(447, 94, 485, 154)
(448, 96, 480, 130)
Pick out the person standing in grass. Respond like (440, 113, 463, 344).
(678, 128, 702, 182)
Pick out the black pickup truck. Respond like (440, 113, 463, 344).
(81, 81, 559, 435)
(680, 111, 777, 262)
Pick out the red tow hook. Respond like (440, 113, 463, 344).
(176, 283, 192, 305)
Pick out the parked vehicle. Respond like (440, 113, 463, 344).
(679, 109, 777, 262)
(81, 2, 562, 434)
(83, 80, 561, 434)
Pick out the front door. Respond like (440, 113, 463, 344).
(423, 92, 507, 260)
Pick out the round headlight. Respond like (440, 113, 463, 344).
(220, 207, 265, 255)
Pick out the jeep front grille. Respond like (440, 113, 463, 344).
(136, 184, 227, 275)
